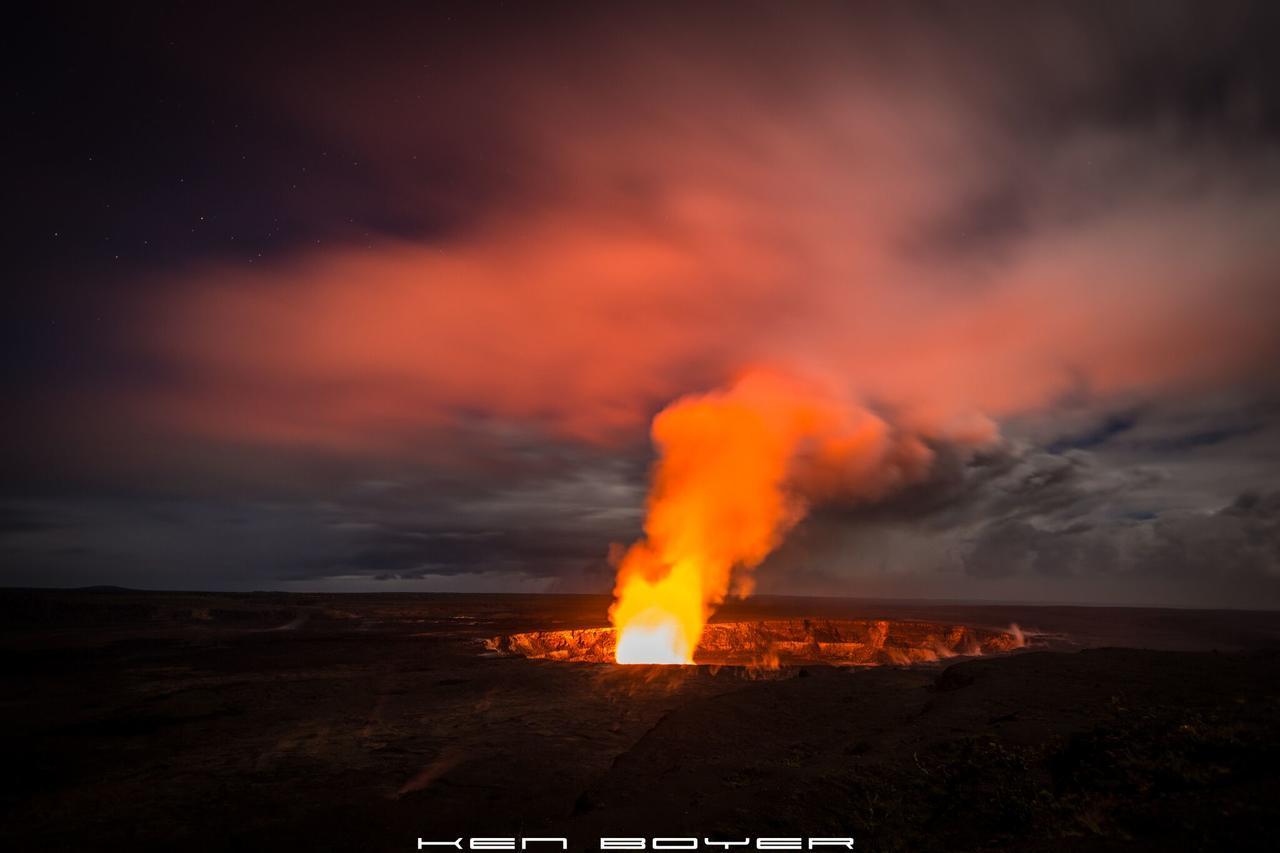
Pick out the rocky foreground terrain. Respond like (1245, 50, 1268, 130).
(2, 589, 1278, 852)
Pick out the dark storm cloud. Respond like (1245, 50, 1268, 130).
(0, 454, 641, 591)
(1137, 424, 1265, 453)
(801, 438, 1161, 533)
(757, 397, 1280, 606)
(326, 526, 616, 581)
(1045, 412, 1140, 454)
(1146, 491, 1280, 579)
(962, 490, 1280, 601)
(4, 1, 1280, 603)
(964, 519, 1113, 581)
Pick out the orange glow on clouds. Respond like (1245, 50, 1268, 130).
(126, 39, 1279, 462)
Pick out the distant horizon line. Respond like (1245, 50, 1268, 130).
(2, 585, 1278, 614)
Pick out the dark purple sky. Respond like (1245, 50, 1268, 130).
(5, 2, 1280, 607)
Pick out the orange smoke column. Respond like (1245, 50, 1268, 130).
(609, 370, 936, 664)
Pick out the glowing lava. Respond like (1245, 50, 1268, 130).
(608, 370, 937, 664)
(613, 617, 687, 665)
(493, 619, 1028, 666)
(611, 558, 704, 664)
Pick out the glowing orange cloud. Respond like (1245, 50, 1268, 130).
(122, 24, 1279, 466)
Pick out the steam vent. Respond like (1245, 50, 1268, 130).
(490, 618, 1023, 666)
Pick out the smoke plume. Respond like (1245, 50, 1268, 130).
(608, 370, 982, 663)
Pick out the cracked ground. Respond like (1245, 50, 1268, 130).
(3, 590, 1279, 852)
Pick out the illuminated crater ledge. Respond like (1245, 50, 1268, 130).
(489, 618, 1024, 666)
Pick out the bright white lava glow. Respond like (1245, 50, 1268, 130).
(614, 617, 691, 665)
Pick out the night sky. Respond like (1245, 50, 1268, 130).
(5, 2, 1280, 606)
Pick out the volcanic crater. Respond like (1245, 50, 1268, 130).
(490, 617, 1024, 666)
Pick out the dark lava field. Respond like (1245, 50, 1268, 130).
(3, 589, 1279, 852)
